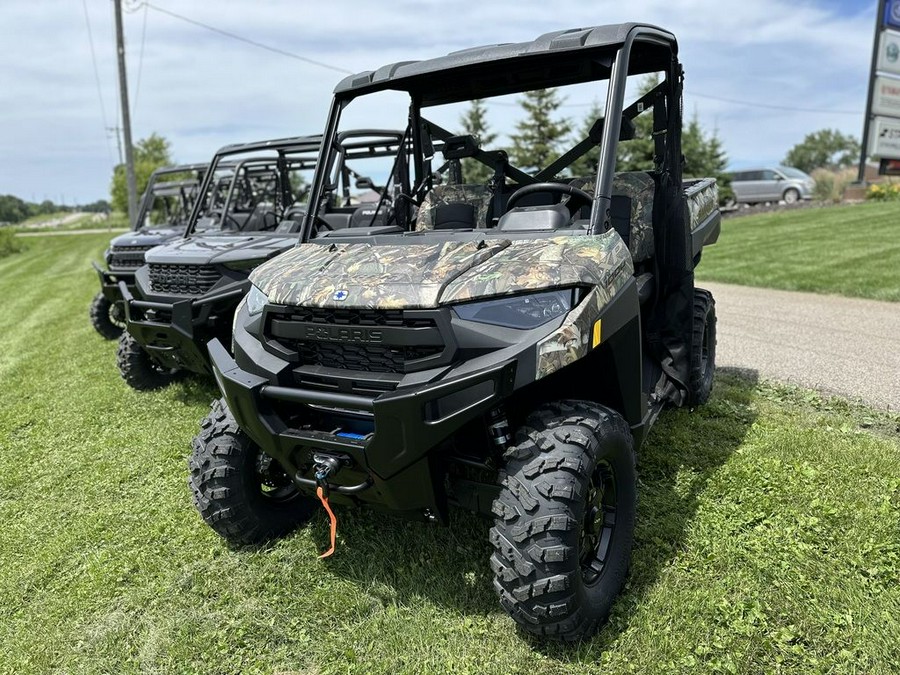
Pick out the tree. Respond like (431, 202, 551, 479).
(457, 100, 497, 184)
(783, 129, 860, 173)
(110, 133, 173, 213)
(508, 88, 572, 175)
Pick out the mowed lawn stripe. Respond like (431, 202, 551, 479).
(0, 233, 899, 673)
(698, 201, 900, 302)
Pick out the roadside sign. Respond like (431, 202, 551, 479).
(880, 158, 900, 174)
(869, 116, 900, 157)
(879, 30, 900, 76)
(872, 75, 900, 117)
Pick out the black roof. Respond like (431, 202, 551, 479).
(334, 23, 676, 105)
(213, 135, 323, 157)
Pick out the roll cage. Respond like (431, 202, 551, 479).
(299, 23, 682, 242)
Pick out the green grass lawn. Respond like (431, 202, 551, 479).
(2, 234, 900, 674)
(698, 201, 900, 302)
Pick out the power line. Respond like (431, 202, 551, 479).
(132, 1, 149, 119)
(80, 0, 115, 166)
(687, 91, 861, 116)
(138, 2, 353, 74)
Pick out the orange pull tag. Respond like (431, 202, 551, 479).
(315, 486, 337, 558)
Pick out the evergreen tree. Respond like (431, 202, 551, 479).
(458, 99, 497, 184)
(508, 88, 572, 175)
(568, 100, 604, 178)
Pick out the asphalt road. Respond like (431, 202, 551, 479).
(701, 281, 900, 411)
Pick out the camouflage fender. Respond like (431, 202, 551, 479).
(250, 239, 511, 308)
(441, 233, 633, 304)
(535, 286, 605, 380)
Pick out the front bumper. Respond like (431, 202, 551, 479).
(120, 281, 248, 374)
(209, 337, 516, 518)
(92, 262, 136, 302)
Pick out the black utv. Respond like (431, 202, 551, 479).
(192, 23, 721, 642)
(90, 164, 207, 339)
(118, 131, 405, 390)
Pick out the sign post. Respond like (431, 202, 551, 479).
(860, 0, 890, 182)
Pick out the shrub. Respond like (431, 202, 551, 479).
(0, 227, 24, 259)
(865, 182, 900, 201)
(811, 167, 855, 203)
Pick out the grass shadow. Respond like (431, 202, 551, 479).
(316, 368, 760, 637)
(168, 375, 220, 407)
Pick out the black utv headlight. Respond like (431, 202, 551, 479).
(452, 290, 573, 330)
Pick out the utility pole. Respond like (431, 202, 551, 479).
(113, 0, 138, 224)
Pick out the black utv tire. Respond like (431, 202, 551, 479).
(89, 292, 125, 340)
(189, 398, 315, 545)
(116, 331, 179, 390)
(688, 288, 716, 406)
(490, 401, 636, 642)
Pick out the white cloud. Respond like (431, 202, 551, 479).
(0, 0, 878, 202)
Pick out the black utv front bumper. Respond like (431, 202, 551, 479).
(120, 281, 248, 374)
(209, 337, 517, 519)
(93, 262, 137, 302)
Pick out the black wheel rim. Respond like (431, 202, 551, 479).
(580, 460, 617, 586)
(254, 451, 299, 503)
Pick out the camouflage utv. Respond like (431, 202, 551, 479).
(117, 131, 405, 390)
(191, 23, 720, 641)
(90, 164, 207, 339)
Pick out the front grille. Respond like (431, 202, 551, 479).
(282, 307, 435, 328)
(148, 263, 221, 295)
(297, 342, 443, 373)
(109, 245, 153, 269)
(266, 307, 445, 374)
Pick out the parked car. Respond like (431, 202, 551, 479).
(728, 167, 815, 205)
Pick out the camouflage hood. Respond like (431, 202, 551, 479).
(251, 232, 633, 309)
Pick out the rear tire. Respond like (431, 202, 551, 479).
(116, 331, 179, 390)
(783, 188, 800, 204)
(688, 288, 716, 406)
(189, 398, 315, 545)
(89, 292, 125, 340)
(490, 401, 636, 642)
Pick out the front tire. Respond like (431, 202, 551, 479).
(783, 188, 800, 204)
(116, 331, 179, 390)
(189, 398, 315, 545)
(490, 401, 636, 642)
(89, 292, 125, 340)
(688, 288, 716, 406)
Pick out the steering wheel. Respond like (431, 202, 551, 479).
(209, 210, 242, 231)
(505, 183, 593, 215)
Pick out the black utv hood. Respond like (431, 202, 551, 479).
(144, 233, 298, 267)
(109, 227, 182, 250)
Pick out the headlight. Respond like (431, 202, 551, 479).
(245, 284, 268, 316)
(452, 290, 573, 330)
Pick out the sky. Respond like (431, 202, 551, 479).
(0, 0, 880, 204)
